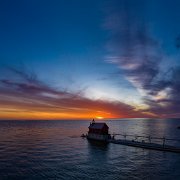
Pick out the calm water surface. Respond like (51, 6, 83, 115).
(0, 119, 180, 180)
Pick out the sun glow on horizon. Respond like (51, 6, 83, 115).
(96, 116, 104, 119)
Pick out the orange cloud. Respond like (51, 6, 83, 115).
(0, 67, 151, 120)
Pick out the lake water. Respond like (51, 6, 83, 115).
(0, 119, 179, 180)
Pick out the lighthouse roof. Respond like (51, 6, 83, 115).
(89, 123, 108, 130)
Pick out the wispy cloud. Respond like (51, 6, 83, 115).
(0, 65, 146, 119)
(104, 0, 180, 117)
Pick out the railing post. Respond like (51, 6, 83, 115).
(124, 134, 126, 140)
(149, 136, 151, 143)
(163, 137, 166, 147)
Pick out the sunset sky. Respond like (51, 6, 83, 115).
(0, 0, 180, 119)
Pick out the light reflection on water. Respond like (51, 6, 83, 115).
(0, 119, 179, 180)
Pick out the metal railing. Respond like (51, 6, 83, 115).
(110, 133, 180, 146)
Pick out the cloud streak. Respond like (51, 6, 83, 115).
(0, 66, 147, 119)
(104, 0, 180, 117)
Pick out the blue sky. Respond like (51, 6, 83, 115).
(0, 0, 180, 119)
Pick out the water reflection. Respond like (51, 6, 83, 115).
(87, 140, 109, 163)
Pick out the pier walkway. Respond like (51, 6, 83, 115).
(108, 134, 180, 153)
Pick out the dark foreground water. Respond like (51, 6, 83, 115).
(0, 119, 180, 180)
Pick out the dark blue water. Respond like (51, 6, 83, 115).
(0, 119, 180, 180)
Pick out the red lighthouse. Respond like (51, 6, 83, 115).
(87, 120, 110, 141)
